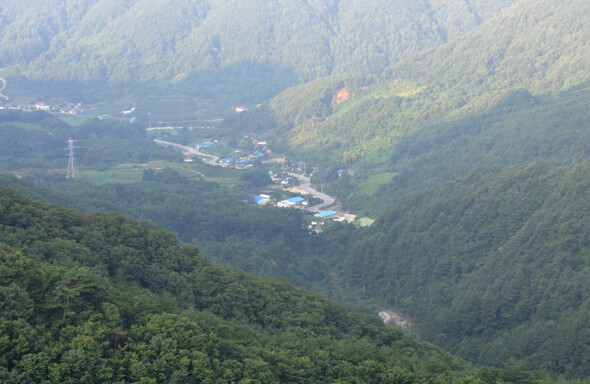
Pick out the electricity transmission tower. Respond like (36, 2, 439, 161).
(66, 137, 79, 179)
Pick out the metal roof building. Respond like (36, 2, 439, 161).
(285, 197, 305, 204)
(315, 210, 337, 218)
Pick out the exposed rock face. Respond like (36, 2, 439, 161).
(379, 311, 411, 332)
(332, 87, 350, 105)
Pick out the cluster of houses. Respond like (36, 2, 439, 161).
(0, 101, 97, 115)
(194, 138, 272, 169)
(248, 194, 308, 208)
(247, 193, 356, 226)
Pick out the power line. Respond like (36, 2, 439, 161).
(66, 137, 79, 179)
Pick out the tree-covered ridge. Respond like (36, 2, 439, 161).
(0, 187, 490, 383)
(341, 161, 590, 377)
(0, 0, 520, 99)
(266, 0, 589, 173)
(339, 83, 590, 214)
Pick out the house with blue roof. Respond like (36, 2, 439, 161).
(315, 210, 337, 218)
(277, 196, 306, 208)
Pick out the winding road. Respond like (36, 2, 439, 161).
(154, 138, 337, 212)
(288, 172, 336, 212)
(0, 77, 9, 101)
(154, 138, 227, 167)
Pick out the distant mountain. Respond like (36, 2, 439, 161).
(0, 0, 520, 100)
(265, 0, 590, 211)
(341, 161, 590, 377)
(268, 0, 589, 155)
(340, 83, 590, 213)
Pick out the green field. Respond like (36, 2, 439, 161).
(79, 167, 144, 185)
(356, 172, 397, 196)
(80, 160, 242, 189)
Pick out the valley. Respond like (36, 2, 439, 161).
(1, 0, 589, 382)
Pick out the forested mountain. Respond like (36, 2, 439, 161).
(0, 169, 352, 295)
(0, 0, 520, 100)
(341, 161, 590, 377)
(266, 0, 590, 210)
(338, 83, 590, 213)
(3, 0, 590, 381)
(2, 116, 590, 378)
(0, 187, 497, 383)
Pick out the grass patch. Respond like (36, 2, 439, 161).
(358, 172, 398, 196)
(80, 159, 244, 189)
(356, 217, 375, 227)
(80, 169, 143, 185)
(55, 114, 96, 126)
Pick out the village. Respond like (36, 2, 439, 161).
(153, 125, 359, 231)
(0, 93, 361, 229)
(0, 100, 99, 115)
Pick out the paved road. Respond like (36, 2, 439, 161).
(288, 172, 336, 212)
(154, 138, 227, 167)
(0, 77, 8, 101)
(155, 139, 337, 211)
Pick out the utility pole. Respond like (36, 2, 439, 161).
(66, 137, 78, 179)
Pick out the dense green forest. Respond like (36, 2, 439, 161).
(0, 187, 504, 383)
(267, 0, 589, 153)
(262, 0, 590, 213)
(0, 166, 352, 298)
(2, 107, 590, 378)
(2, 128, 590, 379)
(0, 0, 519, 101)
(336, 84, 590, 214)
(2, 0, 590, 381)
(339, 161, 590, 377)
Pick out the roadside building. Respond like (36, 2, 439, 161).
(196, 141, 214, 148)
(250, 195, 271, 205)
(277, 196, 305, 208)
(315, 210, 337, 219)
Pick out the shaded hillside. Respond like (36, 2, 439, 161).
(341, 161, 590, 377)
(0, 188, 488, 383)
(0, 0, 519, 100)
(0, 168, 349, 293)
(267, 0, 589, 173)
(341, 83, 590, 213)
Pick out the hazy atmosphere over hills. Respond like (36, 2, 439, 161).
(267, 0, 590, 162)
(1, 0, 521, 98)
(1, 0, 590, 382)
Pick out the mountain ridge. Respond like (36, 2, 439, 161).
(0, 0, 521, 100)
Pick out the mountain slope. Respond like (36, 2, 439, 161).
(0, 188, 475, 383)
(267, 0, 589, 164)
(341, 161, 590, 377)
(0, 0, 520, 99)
(342, 83, 590, 213)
